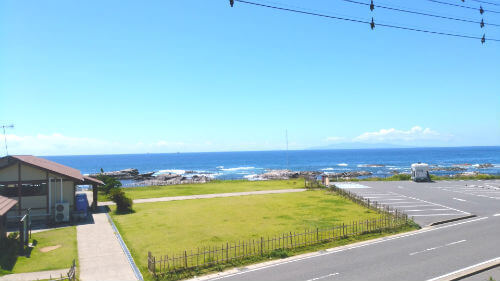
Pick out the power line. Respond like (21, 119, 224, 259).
(469, 0, 500, 7)
(233, 0, 500, 42)
(342, 0, 500, 27)
(424, 0, 500, 14)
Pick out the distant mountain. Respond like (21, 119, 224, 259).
(308, 142, 416, 150)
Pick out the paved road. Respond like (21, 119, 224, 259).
(202, 180, 500, 281)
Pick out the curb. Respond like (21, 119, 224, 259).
(428, 257, 500, 281)
(428, 215, 477, 226)
(106, 212, 144, 281)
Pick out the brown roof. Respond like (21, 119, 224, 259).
(3, 155, 84, 181)
(83, 175, 104, 185)
(0, 196, 18, 216)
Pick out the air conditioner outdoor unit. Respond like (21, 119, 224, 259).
(54, 202, 70, 223)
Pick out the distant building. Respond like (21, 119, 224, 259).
(0, 155, 102, 223)
(411, 163, 431, 182)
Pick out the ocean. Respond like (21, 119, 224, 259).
(43, 146, 500, 185)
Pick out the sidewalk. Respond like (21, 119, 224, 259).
(0, 269, 69, 281)
(99, 188, 307, 206)
(77, 210, 137, 281)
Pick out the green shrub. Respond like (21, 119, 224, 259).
(0, 233, 20, 273)
(96, 173, 122, 194)
(109, 188, 133, 214)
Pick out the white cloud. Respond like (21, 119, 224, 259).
(0, 133, 189, 156)
(353, 126, 449, 143)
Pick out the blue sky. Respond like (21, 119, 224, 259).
(1, 0, 499, 155)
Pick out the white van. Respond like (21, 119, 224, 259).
(411, 163, 431, 182)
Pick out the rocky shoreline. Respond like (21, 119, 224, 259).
(89, 163, 497, 186)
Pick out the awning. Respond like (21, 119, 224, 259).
(0, 196, 18, 216)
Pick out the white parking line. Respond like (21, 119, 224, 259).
(494, 214, 500, 217)
(405, 209, 450, 212)
(453, 198, 466, 202)
(389, 192, 470, 215)
(305, 272, 340, 281)
(392, 205, 436, 208)
(411, 214, 465, 217)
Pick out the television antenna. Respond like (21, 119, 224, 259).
(285, 129, 289, 170)
(1, 124, 14, 156)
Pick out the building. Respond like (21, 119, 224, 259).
(0, 155, 103, 223)
(411, 163, 431, 182)
(0, 195, 18, 237)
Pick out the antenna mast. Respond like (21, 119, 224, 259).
(285, 129, 289, 170)
(1, 124, 14, 156)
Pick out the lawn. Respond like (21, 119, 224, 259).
(110, 190, 386, 275)
(0, 226, 77, 276)
(99, 179, 305, 201)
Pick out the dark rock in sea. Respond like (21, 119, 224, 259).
(473, 163, 493, 169)
(89, 168, 139, 180)
(326, 171, 373, 179)
(248, 170, 321, 180)
(429, 166, 466, 172)
(133, 172, 155, 180)
(132, 174, 213, 187)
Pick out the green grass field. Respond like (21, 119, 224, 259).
(99, 179, 305, 201)
(110, 190, 389, 275)
(0, 226, 78, 276)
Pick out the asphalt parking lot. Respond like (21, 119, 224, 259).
(335, 180, 500, 226)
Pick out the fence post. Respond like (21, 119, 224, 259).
(184, 250, 188, 269)
(226, 242, 229, 261)
(153, 256, 156, 276)
(260, 237, 263, 256)
(316, 228, 319, 242)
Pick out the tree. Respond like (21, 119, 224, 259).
(96, 174, 122, 194)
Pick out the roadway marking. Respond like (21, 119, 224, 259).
(397, 186, 404, 189)
(409, 240, 466, 256)
(205, 217, 488, 281)
(453, 198, 466, 202)
(411, 214, 469, 217)
(392, 205, 436, 208)
(405, 209, 450, 212)
(305, 272, 340, 281)
(388, 192, 470, 215)
(426, 256, 500, 281)
(494, 214, 500, 217)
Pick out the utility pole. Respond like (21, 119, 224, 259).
(1, 124, 14, 156)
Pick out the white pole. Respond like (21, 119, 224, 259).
(48, 178, 51, 215)
(60, 178, 63, 202)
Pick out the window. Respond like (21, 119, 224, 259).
(0, 182, 48, 197)
(21, 182, 48, 196)
(0, 184, 18, 197)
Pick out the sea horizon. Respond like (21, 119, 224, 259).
(42, 146, 500, 184)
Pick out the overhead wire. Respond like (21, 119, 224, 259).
(423, 0, 500, 14)
(341, 0, 500, 27)
(233, 0, 500, 42)
(469, 0, 500, 7)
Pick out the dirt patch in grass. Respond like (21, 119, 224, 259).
(39, 245, 61, 253)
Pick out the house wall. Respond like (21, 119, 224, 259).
(0, 164, 18, 181)
(0, 163, 77, 221)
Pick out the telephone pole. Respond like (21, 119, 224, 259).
(1, 124, 14, 156)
